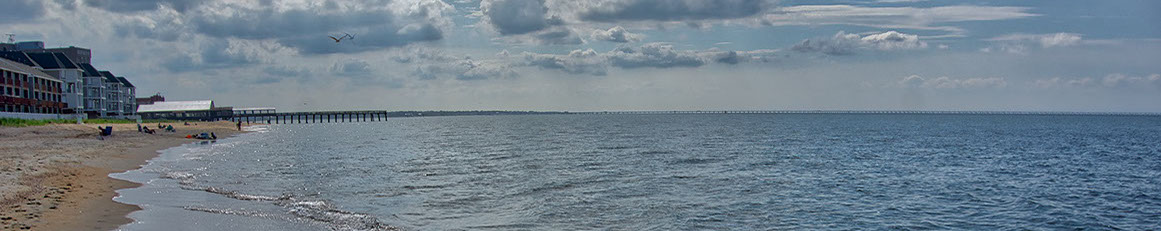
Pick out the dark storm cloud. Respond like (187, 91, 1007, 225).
(0, 0, 45, 24)
(277, 24, 443, 55)
(114, 15, 186, 41)
(84, 0, 209, 13)
(577, 0, 771, 22)
(481, 0, 561, 35)
(520, 43, 749, 76)
(189, 8, 444, 55)
(532, 29, 584, 45)
(714, 51, 741, 64)
(190, 9, 392, 40)
(161, 40, 261, 72)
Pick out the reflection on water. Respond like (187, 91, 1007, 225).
(116, 114, 1161, 230)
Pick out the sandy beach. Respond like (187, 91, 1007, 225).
(0, 121, 245, 230)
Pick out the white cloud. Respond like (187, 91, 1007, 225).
(393, 47, 519, 80)
(764, 5, 1037, 36)
(874, 0, 927, 3)
(980, 44, 1027, 55)
(523, 48, 609, 75)
(898, 75, 1007, 89)
(567, 0, 773, 22)
(482, 2, 1035, 40)
(792, 31, 927, 55)
(591, 26, 643, 43)
(1035, 74, 1161, 89)
(989, 33, 1083, 48)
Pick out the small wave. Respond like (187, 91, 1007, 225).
(201, 187, 291, 201)
(159, 171, 199, 186)
(243, 125, 270, 132)
(403, 184, 453, 190)
(283, 200, 400, 231)
(179, 185, 399, 231)
(639, 150, 676, 155)
(669, 158, 721, 165)
(160, 171, 194, 180)
(184, 206, 280, 220)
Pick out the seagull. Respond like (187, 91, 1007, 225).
(328, 33, 355, 43)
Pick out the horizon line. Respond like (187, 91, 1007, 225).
(265, 110, 1161, 116)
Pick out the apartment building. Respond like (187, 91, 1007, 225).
(0, 57, 65, 113)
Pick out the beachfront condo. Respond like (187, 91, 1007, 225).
(0, 56, 65, 114)
(79, 63, 107, 117)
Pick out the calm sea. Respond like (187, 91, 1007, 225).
(112, 114, 1161, 230)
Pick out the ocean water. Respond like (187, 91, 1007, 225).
(112, 114, 1161, 230)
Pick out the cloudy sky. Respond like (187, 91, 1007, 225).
(2, 0, 1159, 112)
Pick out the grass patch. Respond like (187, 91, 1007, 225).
(0, 118, 181, 127)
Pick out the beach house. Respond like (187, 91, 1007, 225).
(138, 100, 233, 121)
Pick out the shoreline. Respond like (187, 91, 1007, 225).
(0, 121, 247, 230)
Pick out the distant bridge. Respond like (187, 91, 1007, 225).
(571, 110, 1161, 116)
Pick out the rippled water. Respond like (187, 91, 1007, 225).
(114, 114, 1161, 230)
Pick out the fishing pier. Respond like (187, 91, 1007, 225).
(231, 110, 390, 124)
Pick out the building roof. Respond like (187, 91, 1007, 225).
(233, 107, 276, 110)
(137, 100, 215, 113)
(98, 71, 121, 84)
(0, 51, 36, 67)
(117, 77, 135, 88)
(52, 53, 79, 69)
(0, 57, 54, 80)
(26, 53, 63, 69)
(0, 51, 81, 70)
(78, 63, 101, 77)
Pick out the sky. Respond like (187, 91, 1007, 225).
(1, 0, 1159, 112)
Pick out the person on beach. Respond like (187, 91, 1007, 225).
(236, 121, 242, 131)
(97, 126, 112, 139)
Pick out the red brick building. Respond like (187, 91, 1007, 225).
(137, 93, 165, 105)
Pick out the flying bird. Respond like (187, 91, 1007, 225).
(328, 33, 355, 43)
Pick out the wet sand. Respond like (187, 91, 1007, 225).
(0, 121, 246, 230)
